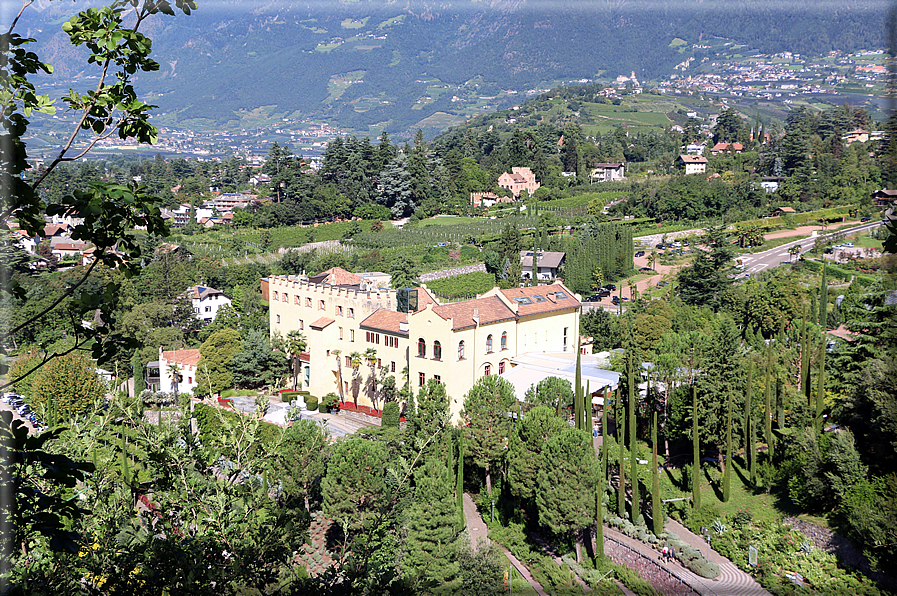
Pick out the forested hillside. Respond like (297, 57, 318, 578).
(18, 0, 888, 134)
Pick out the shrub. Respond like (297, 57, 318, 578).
(382, 402, 400, 428)
(305, 395, 319, 411)
(321, 392, 340, 409)
(318, 401, 328, 413)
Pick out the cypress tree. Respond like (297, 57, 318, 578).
(652, 410, 662, 535)
(692, 384, 701, 511)
(629, 353, 640, 523)
(816, 334, 827, 431)
(819, 260, 828, 328)
(457, 433, 465, 526)
(602, 392, 609, 482)
(596, 410, 605, 559)
(746, 365, 756, 485)
(723, 390, 733, 503)
(617, 387, 626, 518)
(801, 313, 811, 407)
(764, 340, 774, 459)
(574, 349, 583, 430)
(585, 380, 591, 434)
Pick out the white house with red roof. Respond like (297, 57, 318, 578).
(187, 285, 232, 323)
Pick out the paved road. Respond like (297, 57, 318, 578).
(737, 220, 882, 278)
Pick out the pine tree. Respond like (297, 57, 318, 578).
(692, 384, 701, 511)
(404, 458, 462, 592)
(537, 429, 599, 562)
(629, 353, 641, 523)
(652, 410, 662, 535)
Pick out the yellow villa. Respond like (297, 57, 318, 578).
(265, 268, 581, 422)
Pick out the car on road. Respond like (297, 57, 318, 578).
(657, 280, 669, 287)
(603, 284, 616, 291)
(634, 250, 645, 257)
(844, 242, 854, 247)
(638, 267, 653, 273)
(861, 217, 871, 222)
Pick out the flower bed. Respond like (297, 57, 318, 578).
(337, 401, 405, 421)
(217, 397, 233, 408)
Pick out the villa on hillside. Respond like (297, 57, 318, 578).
(497, 167, 540, 197)
(710, 142, 743, 155)
(146, 347, 202, 394)
(677, 154, 708, 175)
(872, 189, 897, 208)
(589, 162, 626, 183)
(187, 285, 232, 323)
(519, 250, 566, 281)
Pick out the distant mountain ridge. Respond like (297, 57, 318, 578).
(17, 0, 890, 136)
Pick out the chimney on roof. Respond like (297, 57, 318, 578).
(473, 308, 479, 326)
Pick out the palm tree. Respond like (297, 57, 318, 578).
(363, 348, 378, 407)
(286, 330, 307, 390)
(788, 244, 802, 262)
(647, 250, 657, 271)
(348, 351, 363, 406)
(332, 349, 344, 401)
(167, 363, 182, 402)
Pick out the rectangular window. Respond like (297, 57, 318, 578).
(434, 375, 441, 385)
(377, 358, 382, 369)
(205, 306, 212, 312)
(350, 329, 355, 342)
(418, 372, 425, 387)
(337, 306, 343, 316)
(276, 314, 281, 323)
(273, 291, 279, 300)
(299, 320, 304, 330)
(391, 361, 396, 373)
(319, 300, 325, 310)
(563, 327, 568, 351)
(345, 355, 351, 367)
(188, 376, 192, 384)
(306, 297, 312, 307)
(348, 308, 355, 319)
(283, 293, 289, 302)
(339, 327, 343, 340)
(295, 295, 300, 304)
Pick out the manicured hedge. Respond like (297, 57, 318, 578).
(194, 402, 283, 459)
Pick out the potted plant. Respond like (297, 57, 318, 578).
(322, 392, 340, 414)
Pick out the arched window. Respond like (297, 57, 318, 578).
(486, 334, 493, 353)
(433, 340, 442, 361)
(499, 361, 506, 374)
(484, 363, 492, 376)
(458, 341, 465, 360)
(417, 338, 426, 358)
(501, 331, 508, 350)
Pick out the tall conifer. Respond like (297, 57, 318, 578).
(617, 387, 626, 518)
(819, 260, 828, 328)
(723, 390, 733, 502)
(574, 349, 583, 430)
(801, 312, 811, 407)
(652, 410, 662, 534)
(692, 384, 701, 511)
(816, 334, 827, 430)
(629, 353, 640, 523)
(765, 340, 774, 459)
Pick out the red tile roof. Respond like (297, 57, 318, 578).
(500, 283, 579, 317)
(360, 309, 408, 335)
(162, 349, 201, 367)
(310, 317, 335, 330)
(307, 266, 365, 287)
(679, 155, 708, 164)
(431, 296, 516, 330)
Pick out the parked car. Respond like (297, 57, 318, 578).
(861, 217, 871, 222)
(584, 294, 602, 302)
(655, 243, 665, 249)
(657, 280, 669, 287)
(634, 250, 645, 257)
(639, 267, 653, 273)
(612, 296, 620, 305)
(844, 242, 854, 247)
(603, 284, 617, 291)
(598, 288, 611, 297)
(671, 241, 682, 248)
